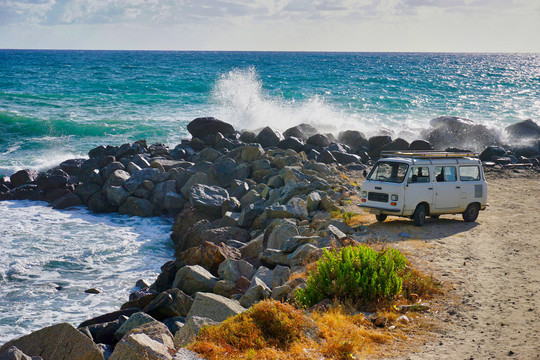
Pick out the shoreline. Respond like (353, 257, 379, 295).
(0, 116, 539, 359)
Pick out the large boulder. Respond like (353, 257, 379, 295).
(59, 158, 85, 176)
(277, 137, 304, 152)
(170, 204, 212, 248)
(106, 186, 130, 206)
(173, 317, 218, 348)
(408, 139, 433, 150)
(172, 265, 219, 295)
(35, 169, 69, 192)
(190, 184, 229, 218)
(218, 259, 255, 283)
(283, 124, 317, 141)
(124, 168, 160, 193)
(337, 130, 368, 152)
(306, 134, 330, 148)
(505, 119, 540, 139)
(51, 192, 82, 210)
(241, 143, 264, 163)
(425, 116, 500, 150)
(186, 292, 245, 323)
(0, 323, 103, 360)
(114, 312, 157, 341)
(10, 169, 39, 188)
(187, 117, 235, 138)
(0, 346, 40, 360)
(207, 157, 237, 188)
(255, 127, 283, 148)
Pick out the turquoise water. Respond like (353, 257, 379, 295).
(1, 50, 539, 174)
(1, 51, 539, 343)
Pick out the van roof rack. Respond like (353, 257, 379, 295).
(380, 150, 479, 159)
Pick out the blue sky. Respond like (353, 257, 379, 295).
(0, 0, 538, 51)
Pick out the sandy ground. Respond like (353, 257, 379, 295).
(349, 171, 540, 359)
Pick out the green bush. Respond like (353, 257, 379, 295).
(295, 245, 407, 308)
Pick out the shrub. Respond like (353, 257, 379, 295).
(295, 245, 407, 308)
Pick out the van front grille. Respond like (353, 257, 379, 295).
(368, 192, 388, 202)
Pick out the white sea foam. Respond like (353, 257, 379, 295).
(0, 201, 173, 345)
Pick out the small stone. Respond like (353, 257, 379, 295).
(84, 288, 101, 294)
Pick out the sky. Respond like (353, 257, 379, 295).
(0, 0, 539, 52)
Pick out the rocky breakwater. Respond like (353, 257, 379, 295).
(1, 116, 539, 360)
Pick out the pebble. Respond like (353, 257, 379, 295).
(84, 288, 101, 294)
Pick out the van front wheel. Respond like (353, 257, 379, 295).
(413, 204, 426, 226)
(376, 214, 387, 222)
(462, 203, 479, 222)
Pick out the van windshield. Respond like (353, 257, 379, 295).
(367, 162, 408, 183)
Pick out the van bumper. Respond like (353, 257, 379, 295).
(357, 204, 402, 213)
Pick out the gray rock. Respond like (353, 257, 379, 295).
(51, 193, 82, 210)
(287, 244, 322, 267)
(237, 201, 266, 228)
(163, 317, 185, 336)
(172, 265, 219, 296)
(219, 211, 241, 227)
(109, 322, 174, 360)
(207, 157, 237, 188)
(271, 285, 293, 302)
(327, 224, 347, 240)
(221, 197, 241, 216)
(337, 130, 368, 152)
(318, 150, 337, 164)
(180, 172, 209, 199)
(230, 181, 250, 199)
(0, 346, 41, 360)
(277, 137, 304, 152)
(106, 186, 130, 206)
(114, 312, 156, 341)
(251, 266, 274, 289)
(213, 279, 236, 297)
(218, 259, 255, 283)
(266, 175, 284, 189)
(287, 197, 308, 218)
(332, 151, 362, 165)
(259, 248, 291, 267)
(118, 197, 157, 217)
(239, 277, 271, 308)
(0, 323, 103, 360)
(241, 143, 264, 163)
(195, 148, 221, 163)
(306, 191, 322, 212)
(239, 234, 264, 259)
(267, 223, 299, 250)
(282, 236, 318, 253)
(74, 181, 102, 203)
(103, 162, 126, 179)
(151, 180, 176, 207)
(172, 348, 207, 360)
(124, 168, 160, 193)
(173, 316, 218, 347)
(164, 191, 187, 214)
(239, 189, 262, 209)
(320, 195, 341, 212)
(186, 292, 245, 323)
(190, 184, 229, 218)
(272, 265, 291, 288)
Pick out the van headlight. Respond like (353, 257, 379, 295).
(361, 191, 367, 198)
(391, 194, 398, 201)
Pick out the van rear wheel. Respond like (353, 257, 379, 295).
(376, 214, 387, 222)
(462, 203, 479, 222)
(413, 204, 426, 226)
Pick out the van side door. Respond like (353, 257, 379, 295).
(404, 166, 434, 214)
(434, 166, 461, 210)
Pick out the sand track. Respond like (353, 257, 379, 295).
(354, 174, 540, 359)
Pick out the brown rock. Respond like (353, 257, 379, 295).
(176, 241, 240, 275)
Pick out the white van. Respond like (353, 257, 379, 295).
(358, 151, 488, 226)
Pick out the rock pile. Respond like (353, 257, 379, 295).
(0, 116, 539, 360)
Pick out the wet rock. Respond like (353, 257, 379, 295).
(164, 191, 187, 214)
(256, 127, 283, 148)
(187, 117, 235, 138)
(124, 168, 160, 193)
(87, 192, 116, 213)
(172, 265, 219, 295)
(59, 158, 85, 176)
(277, 137, 304, 152)
(240, 130, 257, 143)
(409, 139, 433, 150)
(106, 186, 129, 206)
(118, 197, 157, 217)
(337, 130, 369, 152)
(306, 134, 330, 149)
(506, 119, 540, 139)
(0, 323, 103, 360)
(10, 169, 39, 188)
(51, 192, 82, 210)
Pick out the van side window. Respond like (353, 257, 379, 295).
(408, 166, 430, 183)
(435, 166, 456, 182)
(459, 166, 481, 181)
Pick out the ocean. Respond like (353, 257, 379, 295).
(0, 50, 539, 343)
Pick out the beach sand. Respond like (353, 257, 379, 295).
(348, 170, 540, 359)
